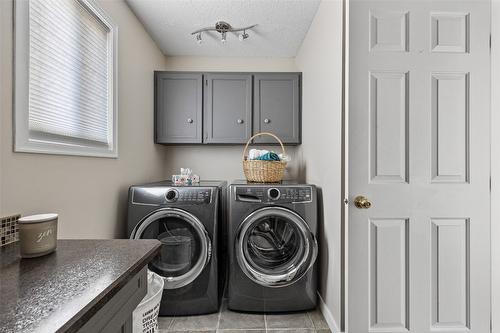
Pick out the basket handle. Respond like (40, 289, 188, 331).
(242, 132, 286, 161)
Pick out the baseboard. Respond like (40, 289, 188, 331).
(317, 292, 341, 333)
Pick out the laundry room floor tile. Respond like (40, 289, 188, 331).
(158, 316, 174, 330)
(166, 331, 216, 333)
(265, 312, 314, 329)
(267, 328, 316, 333)
(158, 303, 331, 332)
(169, 312, 220, 331)
(307, 309, 330, 330)
(218, 309, 266, 330)
(217, 329, 266, 333)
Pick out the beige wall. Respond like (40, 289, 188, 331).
(0, 0, 168, 238)
(295, 0, 344, 329)
(162, 56, 301, 182)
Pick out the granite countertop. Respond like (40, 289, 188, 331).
(0, 239, 161, 333)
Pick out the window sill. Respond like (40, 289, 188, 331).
(14, 138, 118, 158)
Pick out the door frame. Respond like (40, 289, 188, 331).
(342, 0, 349, 332)
(491, 1, 500, 331)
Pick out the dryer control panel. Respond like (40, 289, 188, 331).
(235, 186, 312, 204)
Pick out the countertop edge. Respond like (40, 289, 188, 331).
(56, 240, 161, 333)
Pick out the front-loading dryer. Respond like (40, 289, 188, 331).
(127, 180, 226, 316)
(227, 181, 318, 312)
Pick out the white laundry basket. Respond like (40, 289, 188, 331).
(132, 270, 164, 333)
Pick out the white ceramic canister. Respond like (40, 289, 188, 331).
(18, 213, 58, 258)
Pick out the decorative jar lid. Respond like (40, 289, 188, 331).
(18, 213, 58, 224)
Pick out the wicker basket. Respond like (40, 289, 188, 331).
(242, 132, 287, 183)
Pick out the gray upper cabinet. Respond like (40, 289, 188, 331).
(253, 74, 301, 144)
(155, 73, 203, 144)
(204, 74, 252, 144)
(154, 71, 301, 145)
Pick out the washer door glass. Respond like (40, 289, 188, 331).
(236, 207, 318, 287)
(133, 208, 211, 289)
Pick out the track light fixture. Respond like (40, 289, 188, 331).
(192, 21, 257, 44)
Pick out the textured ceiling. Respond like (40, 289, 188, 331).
(125, 0, 321, 57)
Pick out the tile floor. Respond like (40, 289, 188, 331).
(158, 301, 331, 333)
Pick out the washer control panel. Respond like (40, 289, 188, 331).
(235, 186, 312, 203)
(132, 187, 212, 205)
(176, 188, 212, 204)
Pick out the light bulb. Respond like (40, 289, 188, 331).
(221, 31, 227, 44)
(238, 34, 244, 41)
(239, 30, 249, 41)
(196, 33, 202, 45)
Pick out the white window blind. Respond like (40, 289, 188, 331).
(28, 0, 111, 144)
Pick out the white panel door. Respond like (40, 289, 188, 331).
(348, 1, 490, 332)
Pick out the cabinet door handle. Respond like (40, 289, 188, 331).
(264, 118, 271, 124)
(187, 118, 193, 124)
(237, 119, 244, 124)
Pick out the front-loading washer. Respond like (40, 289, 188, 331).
(227, 180, 318, 312)
(127, 180, 226, 316)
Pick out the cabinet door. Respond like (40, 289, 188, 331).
(204, 74, 252, 143)
(78, 267, 147, 333)
(155, 73, 203, 144)
(253, 74, 301, 144)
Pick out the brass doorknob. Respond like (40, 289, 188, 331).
(354, 195, 372, 209)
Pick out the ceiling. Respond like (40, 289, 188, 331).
(125, 0, 321, 57)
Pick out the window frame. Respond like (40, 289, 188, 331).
(14, 0, 118, 158)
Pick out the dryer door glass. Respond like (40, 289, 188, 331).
(236, 207, 318, 287)
(133, 208, 211, 289)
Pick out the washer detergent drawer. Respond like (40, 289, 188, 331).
(132, 187, 167, 205)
